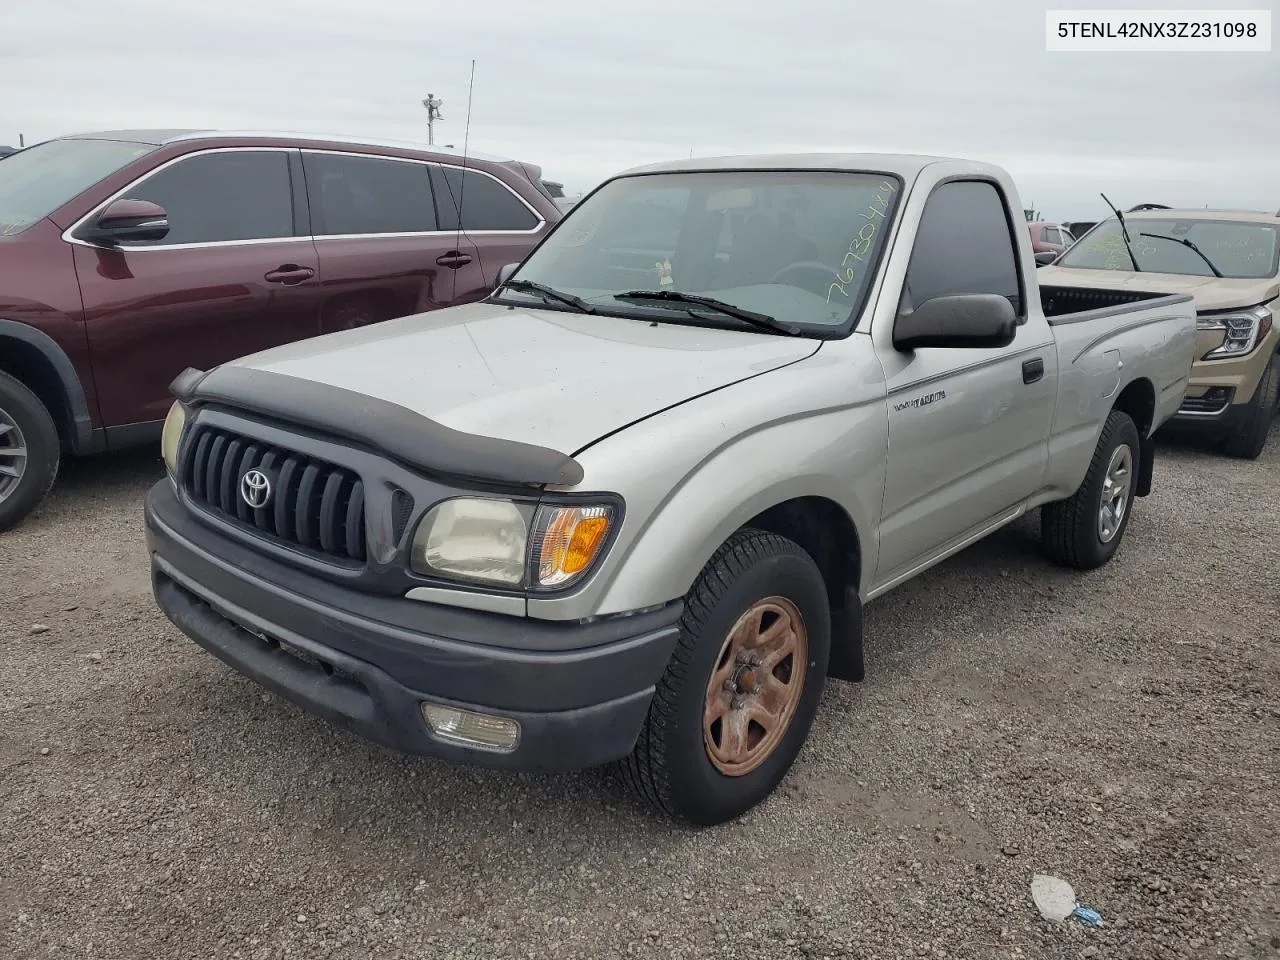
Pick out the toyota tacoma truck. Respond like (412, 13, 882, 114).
(144, 153, 1198, 826)
(1039, 207, 1280, 458)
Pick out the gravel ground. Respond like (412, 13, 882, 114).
(2, 429, 1277, 960)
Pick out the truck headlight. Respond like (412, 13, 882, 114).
(409, 497, 618, 590)
(1199, 305, 1273, 360)
(160, 401, 187, 475)
(411, 498, 534, 586)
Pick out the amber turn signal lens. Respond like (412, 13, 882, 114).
(532, 504, 614, 588)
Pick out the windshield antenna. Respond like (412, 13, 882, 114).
(450, 58, 476, 303)
(1100, 192, 1142, 272)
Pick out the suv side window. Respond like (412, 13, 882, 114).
(123, 150, 294, 245)
(1043, 226, 1062, 245)
(436, 167, 540, 232)
(303, 152, 438, 236)
(904, 179, 1023, 318)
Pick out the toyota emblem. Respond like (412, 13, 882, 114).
(240, 469, 272, 509)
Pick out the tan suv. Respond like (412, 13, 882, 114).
(1039, 208, 1280, 458)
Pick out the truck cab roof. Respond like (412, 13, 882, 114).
(617, 152, 983, 179)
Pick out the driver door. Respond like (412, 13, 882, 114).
(872, 179, 1057, 585)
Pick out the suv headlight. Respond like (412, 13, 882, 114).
(160, 401, 187, 475)
(1198, 305, 1273, 360)
(410, 497, 618, 591)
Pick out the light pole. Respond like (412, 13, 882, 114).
(422, 94, 444, 145)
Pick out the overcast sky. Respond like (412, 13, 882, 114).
(2, 0, 1276, 219)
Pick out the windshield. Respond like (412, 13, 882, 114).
(1058, 217, 1280, 279)
(498, 170, 902, 333)
(0, 138, 157, 236)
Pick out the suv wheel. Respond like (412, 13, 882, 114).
(618, 528, 830, 826)
(1222, 354, 1279, 460)
(0, 371, 60, 532)
(1041, 409, 1141, 570)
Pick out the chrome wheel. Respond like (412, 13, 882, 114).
(1097, 443, 1133, 543)
(0, 406, 27, 504)
(703, 596, 808, 777)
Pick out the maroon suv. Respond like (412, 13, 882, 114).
(0, 129, 562, 530)
(1027, 220, 1077, 265)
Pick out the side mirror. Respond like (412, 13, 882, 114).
(494, 262, 519, 289)
(81, 198, 169, 246)
(1034, 250, 1058, 266)
(893, 293, 1017, 351)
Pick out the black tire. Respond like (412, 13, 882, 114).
(1221, 355, 1279, 460)
(617, 528, 831, 826)
(1041, 409, 1141, 570)
(0, 370, 60, 533)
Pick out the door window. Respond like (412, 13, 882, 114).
(122, 150, 294, 245)
(303, 152, 438, 236)
(1043, 226, 1062, 246)
(904, 179, 1023, 318)
(436, 167, 540, 231)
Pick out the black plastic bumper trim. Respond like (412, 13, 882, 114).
(153, 573, 657, 771)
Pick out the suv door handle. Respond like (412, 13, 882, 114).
(1022, 357, 1045, 384)
(436, 251, 473, 269)
(264, 265, 315, 285)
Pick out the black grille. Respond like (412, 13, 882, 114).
(1178, 387, 1233, 415)
(182, 426, 367, 563)
(390, 488, 415, 543)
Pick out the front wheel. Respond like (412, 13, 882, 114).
(1041, 409, 1141, 570)
(618, 528, 831, 826)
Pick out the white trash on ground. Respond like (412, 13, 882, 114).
(1030, 874, 1106, 927)
(1031, 874, 1077, 921)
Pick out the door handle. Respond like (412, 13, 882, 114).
(436, 251, 473, 269)
(1022, 357, 1045, 384)
(264, 265, 315, 285)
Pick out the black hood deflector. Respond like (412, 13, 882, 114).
(170, 366, 585, 488)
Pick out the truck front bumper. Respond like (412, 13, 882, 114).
(144, 481, 682, 772)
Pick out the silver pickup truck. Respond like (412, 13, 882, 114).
(144, 153, 1197, 826)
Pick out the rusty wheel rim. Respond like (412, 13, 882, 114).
(703, 596, 808, 777)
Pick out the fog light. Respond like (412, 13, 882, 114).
(420, 703, 521, 753)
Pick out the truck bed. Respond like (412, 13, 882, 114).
(1039, 284, 1183, 323)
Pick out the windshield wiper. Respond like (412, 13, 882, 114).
(1100, 192, 1142, 272)
(498, 279, 597, 314)
(613, 290, 802, 336)
(1139, 232, 1225, 278)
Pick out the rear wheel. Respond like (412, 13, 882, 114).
(1222, 355, 1279, 460)
(1041, 409, 1140, 570)
(0, 371, 60, 532)
(618, 528, 830, 826)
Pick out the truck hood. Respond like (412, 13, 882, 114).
(228, 301, 821, 454)
(1037, 265, 1279, 312)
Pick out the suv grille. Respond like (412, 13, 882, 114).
(181, 426, 367, 562)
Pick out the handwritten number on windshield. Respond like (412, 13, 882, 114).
(828, 181, 897, 304)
